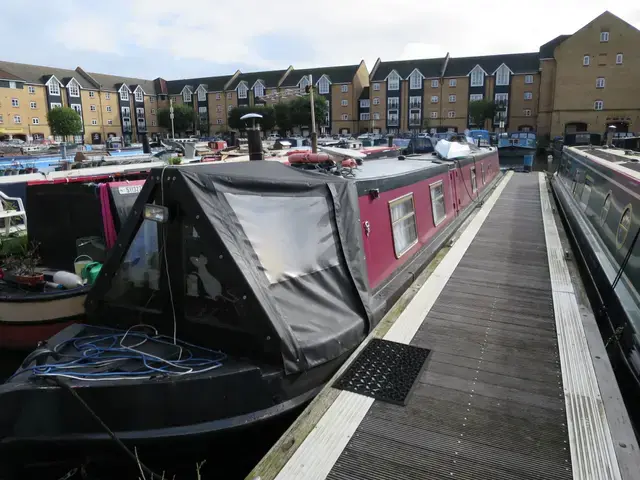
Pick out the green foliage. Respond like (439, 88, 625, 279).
(288, 95, 328, 129)
(468, 100, 496, 128)
(422, 117, 430, 130)
(157, 104, 196, 134)
(46, 106, 82, 137)
(274, 103, 292, 134)
(227, 105, 277, 132)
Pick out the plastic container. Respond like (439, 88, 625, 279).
(74, 255, 93, 277)
(53, 271, 84, 289)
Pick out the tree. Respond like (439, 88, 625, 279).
(274, 103, 293, 135)
(157, 103, 195, 134)
(46, 107, 82, 140)
(422, 117, 431, 132)
(288, 95, 328, 130)
(227, 105, 276, 132)
(468, 100, 496, 129)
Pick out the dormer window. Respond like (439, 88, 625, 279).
(470, 66, 484, 87)
(409, 70, 422, 89)
(387, 71, 400, 91)
(135, 89, 144, 102)
(495, 64, 510, 86)
(183, 89, 192, 103)
(48, 80, 60, 96)
(237, 83, 248, 99)
(68, 81, 80, 97)
(254, 83, 265, 98)
(198, 88, 206, 102)
(318, 76, 330, 95)
(600, 31, 609, 42)
(299, 76, 310, 90)
(120, 88, 129, 101)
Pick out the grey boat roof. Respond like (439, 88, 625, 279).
(570, 146, 640, 180)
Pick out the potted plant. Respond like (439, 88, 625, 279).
(1, 241, 44, 287)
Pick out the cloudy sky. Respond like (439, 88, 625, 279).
(1, 1, 638, 80)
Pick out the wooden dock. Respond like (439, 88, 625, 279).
(249, 172, 640, 480)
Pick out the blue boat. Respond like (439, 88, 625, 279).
(498, 132, 537, 157)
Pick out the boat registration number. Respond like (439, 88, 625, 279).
(118, 185, 143, 195)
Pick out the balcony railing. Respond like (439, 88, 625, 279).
(409, 101, 422, 109)
(409, 116, 421, 126)
(388, 117, 399, 126)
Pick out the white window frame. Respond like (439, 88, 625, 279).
(216, 93, 221, 100)
(227, 92, 232, 99)
(373, 97, 380, 105)
(373, 112, 380, 120)
(28, 85, 36, 94)
(524, 91, 533, 100)
(183, 89, 192, 103)
(340, 99, 348, 106)
(449, 79, 457, 87)
(135, 89, 144, 102)
(470, 166, 477, 193)
(409, 96, 422, 108)
(430, 180, 446, 226)
(90, 104, 96, 111)
(470, 67, 484, 87)
(32, 117, 39, 125)
(594, 100, 604, 111)
(237, 83, 248, 99)
(409, 71, 423, 89)
(389, 193, 418, 258)
(30, 101, 37, 109)
(523, 109, 532, 117)
(524, 75, 534, 84)
(341, 114, 348, 121)
(199, 106, 207, 114)
(13, 115, 21, 124)
(431, 79, 439, 88)
(107, 119, 113, 125)
(448, 111, 456, 118)
(449, 94, 456, 103)
(360, 112, 370, 121)
(596, 77, 605, 89)
(9, 81, 16, 89)
(50, 102, 62, 109)
(431, 95, 439, 103)
(216, 118, 223, 125)
(469, 94, 483, 102)
(387, 71, 400, 91)
(68, 81, 80, 97)
(341, 84, 348, 93)
(360, 99, 370, 108)
(318, 76, 330, 94)
(253, 83, 264, 99)
(387, 97, 399, 109)
(583, 55, 590, 66)
(48, 80, 60, 96)
(91, 119, 98, 125)
(373, 83, 380, 91)
(120, 87, 129, 101)
(152, 120, 157, 126)
(71, 104, 82, 114)
(600, 31, 609, 42)
(616, 53, 623, 65)
(0, 114, 3, 124)
(228, 105, 233, 112)
(495, 64, 510, 86)
(11, 98, 19, 107)
(106, 106, 112, 112)
(151, 108, 156, 114)
(430, 111, 438, 119)
(105, 92, 110, 100)
(198, 87, 207, 102)
(89, 91, 95, 98)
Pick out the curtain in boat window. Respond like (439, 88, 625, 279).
(390, 194, 418, 257)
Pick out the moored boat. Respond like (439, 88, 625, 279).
(551, 143, 640, 430)
(0, 140, 500, 471)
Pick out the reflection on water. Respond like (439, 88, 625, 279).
(499, 153, 559, 173)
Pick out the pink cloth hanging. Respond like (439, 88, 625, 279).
(99, 183, 118, 249)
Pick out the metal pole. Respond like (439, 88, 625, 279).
(309, 74, 317, 153)
(169, 97, 175, 139)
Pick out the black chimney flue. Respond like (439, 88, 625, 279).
(241, 113, 264, 161)
(142, 134, 151, 154)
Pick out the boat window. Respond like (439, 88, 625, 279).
(470, 167, 477, 193)
(600, 193, 612, 225)
(579, 175, 593, 211)
(389, 193, 418, 258)
(616, 206, 632, 249)
(481, 164, 486, 184)
(224, 193, 340, 284)
(430, 181, 446, 226)
(104, 219, 162, 308)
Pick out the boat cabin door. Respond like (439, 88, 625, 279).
(449, 170, 460, 215)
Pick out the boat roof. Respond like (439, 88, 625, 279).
(569, 146, 640, 181)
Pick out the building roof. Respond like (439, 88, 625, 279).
(227, 69, 289, 90)
(539, 35, 571, 59)
(371, 58, 446, 81)
(281, 64, 360, 87)
(0, 68, 25, 82)
(166, 74, 235, 95)
(85, 71, 157, 93)
(444, 52, 540, 77)
(359, 86, 370, 100)
(0, 60, 95, 88)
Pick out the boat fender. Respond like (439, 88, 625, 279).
(341, 158, 357, 168)
(52, 271, 84, 289)
(288, 153, 334, 164)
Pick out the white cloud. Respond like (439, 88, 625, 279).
(52, 0, 640, 76)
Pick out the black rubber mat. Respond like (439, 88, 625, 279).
(333, 338, 430, 405)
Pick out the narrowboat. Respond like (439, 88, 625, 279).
(0, 179, 145, 350)
(551, 144, 640, 430)
(498, 132, 537, 158)
(0, 141, 500, 471)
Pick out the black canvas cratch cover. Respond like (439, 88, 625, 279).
(108, 181, 145, 230)
(92, 161, 373, 374)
